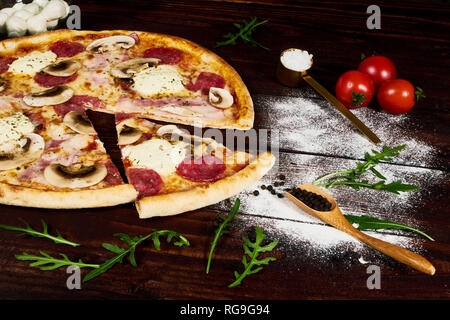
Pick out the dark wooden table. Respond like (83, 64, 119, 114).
(0, 0, 449, 301)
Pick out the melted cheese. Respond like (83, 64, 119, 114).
(122, 138, 187, 175)
(132, 65, 186, 97)
(0, 112, 34, 144)
(9, 51, 57, 75)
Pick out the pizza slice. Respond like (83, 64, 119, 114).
(115, 114, 275, 218)
(0, 102, 137, 209)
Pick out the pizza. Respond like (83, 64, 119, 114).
(115, 115, 275, 218)
(0, 29, 274, 216)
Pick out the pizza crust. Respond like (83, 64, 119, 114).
(135, 152, 276, 218)
(0, 182, 138, 209)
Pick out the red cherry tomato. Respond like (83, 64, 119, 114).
(376, 79, 416, 114)
(358, 56, 397, 89)
(335, 70, 375, 109)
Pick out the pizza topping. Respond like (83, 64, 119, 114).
(0, 79, 7, 93)
(0, 133, 45, 170)
(176, 155, 226, 182)
(23, 85, 74, 106)
(0, 57, 17, 73)
(132, 65, 185, 97)
(49, 40, 85, 57)
(186, 72, 226, 95)
(44, 163, 107, 188)
(122, 138, 187, 175)
(110, 58, 160, 78)
(86, 35, 136, 53)
(42, 59, 82, 77)
(34, 72, 78, 88)
(143, 47, 183, 65)
(9, 51, 57, 75)
(117, 124, 143, 145)
(115, 112, 133, 124)
(126, 167, 162, 196)
(0, 112, 35, 144)
(63, 111, 96, 135)
(104, 160, 124, 186)
(209, 87, 234, 109)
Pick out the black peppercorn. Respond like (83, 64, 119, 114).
(253, 190, 260, 196)
(289, 187, 332, 211)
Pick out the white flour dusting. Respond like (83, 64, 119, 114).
(212, 153, 445, 264)
(256, 94, 439, 168)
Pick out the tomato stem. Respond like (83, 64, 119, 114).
(351, 91, 367, 107)
(415, 87, 426, 102)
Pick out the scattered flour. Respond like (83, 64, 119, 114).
(255, 94, 440, 168)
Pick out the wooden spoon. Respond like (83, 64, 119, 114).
(284, 183, 435, 275)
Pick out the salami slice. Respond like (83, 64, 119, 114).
(0, 57, 17, 73)
(34, 72, 78, 87)
(127, 167, 163, 196)
(53, 95, 106, 116)
(49, 41, 85, 57)
(176, 155, 226, 182)
(104, 160, 124, 186)
(186, 72, 226, 95)
(143, 47, 183, 65)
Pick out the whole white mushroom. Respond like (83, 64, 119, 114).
(12, 2, 26, 12)
(40, 0, 66, 21)
(0, 8, 16, 17)
(0, 13, 8, 34)
(27, 14, 47, 35)
(46, 18, 58, 30)
(23, 3, 42, 15)
(33, 0, 50, 8)
(13, 9, 34, 21)
(6, 16, 28, 38)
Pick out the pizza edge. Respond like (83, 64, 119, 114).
(0, 182, 137, 209)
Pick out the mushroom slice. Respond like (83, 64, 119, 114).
(117, 124, 143, 145)
(42, 60, 82, 77)
(209, 87, 234, 109)
(63, 111, 96, 135)
(23, 86, 73, 107)
(44, 163, 107, 188)
(156, 125, 184, 137)
(86, 35, 136, 53)
(110, 58, 160, 78)
(0, 133, 45, 170)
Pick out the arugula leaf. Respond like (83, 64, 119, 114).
(83, 229, 189, 282)
(0, 218, 80, 247)
(215, 17, 269, 50)
(206, 198, 240, 274)
(312, 145, 419, 194)
(228, 226, 278, 288)
(345, 215, 434, 241)
(15, 251, 99, 270)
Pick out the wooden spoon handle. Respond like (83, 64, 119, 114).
(351, 230, 436, 275)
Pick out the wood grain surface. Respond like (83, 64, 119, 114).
(0, 0, 449, 300)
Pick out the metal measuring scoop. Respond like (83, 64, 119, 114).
(276, 48, 381, 145)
